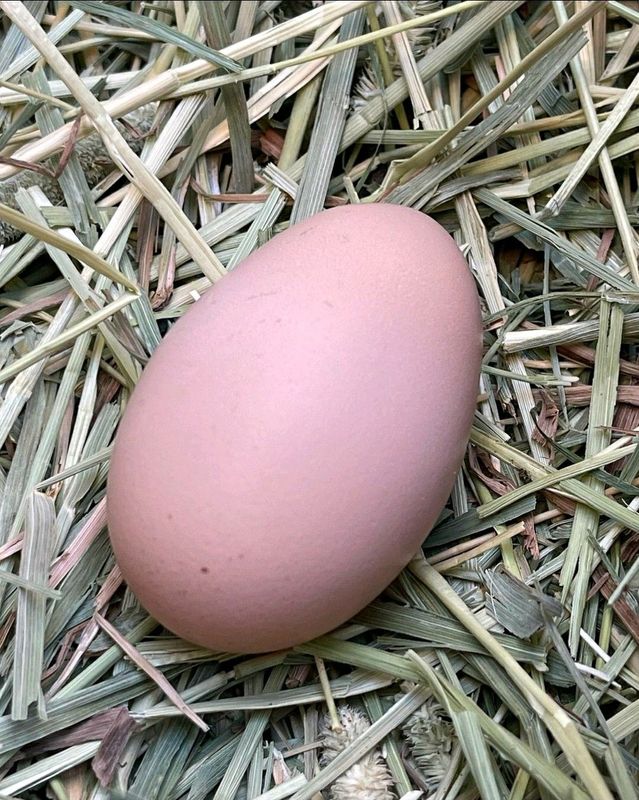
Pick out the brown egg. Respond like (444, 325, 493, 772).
(107, 204, 482, 653)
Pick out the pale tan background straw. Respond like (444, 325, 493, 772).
(0, 1, 637, 799)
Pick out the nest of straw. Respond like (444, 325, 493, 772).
(0, 1, 637, 799)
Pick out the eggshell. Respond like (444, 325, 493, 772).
(107, 204, 482, 653)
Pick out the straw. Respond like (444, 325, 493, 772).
(0, 4, 636, 798)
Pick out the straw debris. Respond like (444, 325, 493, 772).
(0, 2, 637, 798)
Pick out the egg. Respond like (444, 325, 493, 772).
(107, 204, 482, 653)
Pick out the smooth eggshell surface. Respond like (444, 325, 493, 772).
(107, 204, 482, 653)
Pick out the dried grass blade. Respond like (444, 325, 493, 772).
(428, 495, 536, 548)
(339, 1, 522, 157)
(409, 558, 614, 800)
(0, 570, 60, 599)
(289, 687, 430, 800)
(290, 8, 365, 223)
(462, 109, 639, 176)
(200, 1, 253, 193)
(0, 7, 85, 81)
(471, 427, 639, 532)
(387, 30, 586, 205)
(49, 498, 107, 589)
(602, 18, 639, 79)
(603, 744, 639, 800)
(278, 74, 322, 170)
(16, 188, 141, 385)
(503, 313, 639, 352)
(456, 192, 547, 463)
(25, 68, 99, 241)
(449, 709, 504, 800)
(544, 69, 639, 216)
(0, 292, 138, 386)
(354, 599, 546, 665)
(0, 2, 225, 285)
(173, 3, 478, 99)
(2, 332, 94, 555)
(36, 446, 112, 489)
(552, 0, 639, 284)
(383, 1, 431, 129)
(11, 491, 56, 720)
(0, 2, 372, 183)
(496, 14, 544, 170)
(0, 375, 46, 545)
(128, 715, 200, 799)
(607, 699, 639, 741)
(475, 188, 635, 291)
(476, 443, 637, 518)
(389, 0, 599, 184)
(94, 613, 208, 732)
(607, 555, 639, 606)
(433, 522, 525, 572)
(52, 615, 158, 701)
(0, 76, 75, 111)
(0, 742, 100, 795)
(363, 691, 412, 796)
(0, 362, 71, 506)
(212, 665, 288, 800)
(137, 671, 391, 720)
(0, 201, 138, 291)
(297, 635, 427, 682)
(0, 0, 46, 73)
(407, 653, 590, 800)
(560, 301, 624, 654)
(226, 188, 288, 270)
(68, 0, 242, 72)
(253, 774, 307, 800)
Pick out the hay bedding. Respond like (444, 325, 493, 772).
(0, 1, 637, 799)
